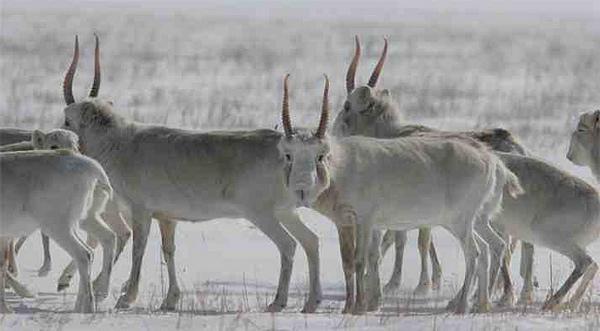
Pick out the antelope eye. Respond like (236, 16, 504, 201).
(285, 154, 292, 161)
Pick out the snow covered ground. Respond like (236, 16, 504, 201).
(4, 210, 600, 330)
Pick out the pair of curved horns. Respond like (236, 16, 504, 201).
(345, 36, 388, 94)
(282, 74, 330, 139)
(63, 34, 101, 105)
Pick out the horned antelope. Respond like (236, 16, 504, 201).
(279, 73, 522, 314)
(58, 35, 322, 313)
(0, 149, 113, 313)
(0, 37, 134, 297)
(333, 36, 535, 304)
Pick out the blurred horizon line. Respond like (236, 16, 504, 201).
(3, 0, 599, 23)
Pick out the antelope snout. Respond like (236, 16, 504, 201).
(294, 189, 310, 207)
(566, 149, 578, 164)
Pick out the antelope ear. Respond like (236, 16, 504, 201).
(378, 89, 391, 101)
(32, 130, 45, 149)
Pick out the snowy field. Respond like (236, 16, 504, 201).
(2, 1, 600, 330)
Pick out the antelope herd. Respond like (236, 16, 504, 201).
(0, 34, 599, 316)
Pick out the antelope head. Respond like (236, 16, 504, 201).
(277, 74, 332, 207)
(332, 36, 397, 137)
(567, 110, 600, 171)
(32, 129, 80, 152)
(61, 34, 120, 152)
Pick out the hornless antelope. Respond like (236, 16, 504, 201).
(0, 149, 113, 313)
(58, 36, 322, 313)
(487, 152, 600, 311)
(279, 74, 522, 314)
(1, 128, 119, 301)
(0, 130, 53, 278)
(0, 129, 133, 294)
(567, 110, 600, 179)
(333, 36, 535, 304)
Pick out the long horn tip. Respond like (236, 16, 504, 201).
(284, 73, 290, 90)
(282, 73, 293, 137)
(316, 74, 330, 139)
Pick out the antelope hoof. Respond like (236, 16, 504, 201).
(472, 301, 491, 314)
(301, 296, 321, 314)
(9, 281, 35, 298)
(266, 302, 285, 313)
(366, 299, 381, 312)
(7, 265, 17, 277)
(453, 302, 468, 314)
(78, 300, 96, 314)
(541, 299, 561, 312)
(342, 301, 354, 314)
(115, 295, 131, 310)
(159, 288, 181, 311)
(160, 301, 176, 311)
(92, 279, 109, 302)
(413, 282, 431, 296)
(57, 282, 70, 292)
(352, 299, 367, 315)
(498, 291, 515, 308)
(0, 302, 14, 314)
(518, 290, 534, 305)
(432, 274, 442, 291)
(383, 281, 400, 294)
(37, 263, 51, 277)
(446, 298, 457, 312)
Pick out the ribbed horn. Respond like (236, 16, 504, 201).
(282, 74, 293, 137)
(346, 35, 360, 94)
(63, 35, 79, 105)
(315, 74, 330, 139)
(89, 33, 101, 98)
(367, 37, 388, 88)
